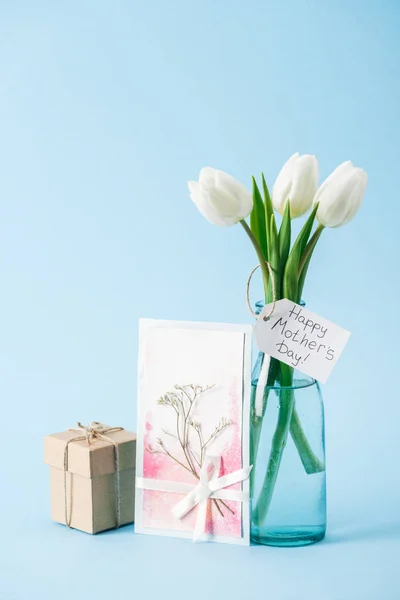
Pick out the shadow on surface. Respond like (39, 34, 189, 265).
(325, 521, 400, 545)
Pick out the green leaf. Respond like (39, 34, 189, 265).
(297, 225, 324, 301)
(268, 214, 280, 302)
(262, 174, 274, 258)
(283, 204, 319, 302)
(250, 177, 267, 259)
(278, 201, 291, 274)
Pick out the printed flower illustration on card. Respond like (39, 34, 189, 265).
(135, 319, 252, 545)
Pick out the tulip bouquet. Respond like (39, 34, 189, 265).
(189, 154, 367, 528)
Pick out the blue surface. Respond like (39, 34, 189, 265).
(1, 1, 400, 598)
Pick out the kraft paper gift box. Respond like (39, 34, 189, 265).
(44, 423, 136, 534)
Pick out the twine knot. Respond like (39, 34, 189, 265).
(72, 421, 115, 445)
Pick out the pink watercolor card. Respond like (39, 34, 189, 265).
(135, 319, 252, 545)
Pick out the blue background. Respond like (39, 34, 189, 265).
(1, 1, 399, 598)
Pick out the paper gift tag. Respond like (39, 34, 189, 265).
(254, 299, 351, 383)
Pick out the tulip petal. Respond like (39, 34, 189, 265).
(215, 170, 253, 217)
(189, 166, 252, 226)
(272, 153, 299, 215)
(336, 169, 368, 227)
(313, 161, 353, 208)
(199, 167, 217, 187)
(188, 181, 200, 196)
(315, 161, 367, 227)
(288, 155, 318, 218)
(207, 186, 242, 224)
(190, 187, 230, 226)
(189, 180, 228, 226)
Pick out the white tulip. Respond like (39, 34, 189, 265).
(188, 167, 253, 226)
(314, 161, 367, 228)
(272, 153, 319, 218)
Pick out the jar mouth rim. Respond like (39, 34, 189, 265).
(264, 378, 317, 390)
(255, 298, 306, 315)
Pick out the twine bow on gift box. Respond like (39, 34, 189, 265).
(137, 455, 252, 542)
(63, 422, 123, 529)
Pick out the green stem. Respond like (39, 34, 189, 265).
(240, 219, 269, 298)
(250, 422, 263, 491)
(250, 356, 279, 493)
(242, 217, 324, 516)
(290, 408, 325, 474)
(298, 224, 324, 276)
(252, 363, 295, 525)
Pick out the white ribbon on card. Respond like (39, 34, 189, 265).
(136, 455, 252, 542)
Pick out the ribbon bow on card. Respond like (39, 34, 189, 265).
(172, 455, 252, 541)
(137, 455, 252, 542)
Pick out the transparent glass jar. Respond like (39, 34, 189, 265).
(250, 349, 326, 547)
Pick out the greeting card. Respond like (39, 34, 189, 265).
(135, 319, 252, 544)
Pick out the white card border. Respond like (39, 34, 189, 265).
(135, 318, 252, 545)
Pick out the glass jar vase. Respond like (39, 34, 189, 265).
(250, 350, 326, 547)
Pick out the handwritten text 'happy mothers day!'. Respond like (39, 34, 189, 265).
(254, 299, 351, 383)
